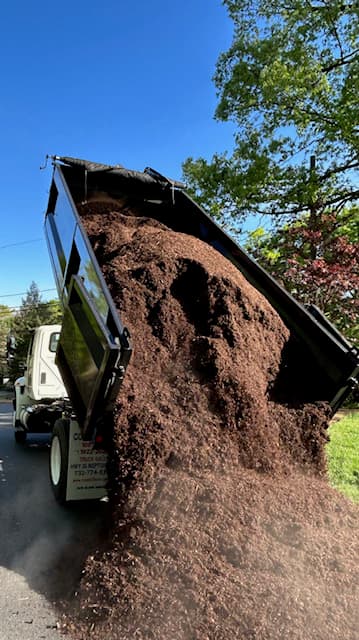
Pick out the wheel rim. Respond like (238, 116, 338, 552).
(50, 435, 61, 486)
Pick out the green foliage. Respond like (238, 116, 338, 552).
(245, 207, 358, 342)
(183, 0, 359, 222)
(182, 0, 359, 344)
(8, 282, 62, 381)
(327, 412, 359, 502)
(0, 304, 12, 382)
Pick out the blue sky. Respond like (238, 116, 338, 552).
(0, 1, 234, 312)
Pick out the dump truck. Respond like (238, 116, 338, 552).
(13, 155, 359, 504)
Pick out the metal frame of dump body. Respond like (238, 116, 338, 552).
(45, 156, 358, 420)
(44, 162, 132, 441)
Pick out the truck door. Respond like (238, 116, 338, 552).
(30, 327, 66, 401)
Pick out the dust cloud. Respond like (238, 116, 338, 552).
(0, 428, 107, 603)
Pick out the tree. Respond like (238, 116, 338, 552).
(246, 206, 359, 342)
(8, 282, 62, 380)
(0, 304, 13, 383)
(183, 0, 359, 228)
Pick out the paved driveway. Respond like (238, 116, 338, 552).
(0, 400, 107, 640)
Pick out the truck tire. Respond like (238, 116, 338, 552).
(14, 429, 27, 444)
(14, 408, 27, 443)
(50, 419, 70, 504)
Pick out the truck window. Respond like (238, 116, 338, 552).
(49, 332, 60, 353)
(27, 333, 35, 356)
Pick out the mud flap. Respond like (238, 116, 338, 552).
(65, 420, 108, 501)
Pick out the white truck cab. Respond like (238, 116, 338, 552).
(25, 325, 66, 400)
(13, 325, 66, 443)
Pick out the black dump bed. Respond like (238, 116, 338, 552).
(44, 156, 358, 439)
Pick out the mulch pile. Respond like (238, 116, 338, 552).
(61, 197, 358, 639)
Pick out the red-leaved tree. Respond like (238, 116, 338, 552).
(246, 209, 358, 343)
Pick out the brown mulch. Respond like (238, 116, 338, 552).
(60, 198, 358, 639)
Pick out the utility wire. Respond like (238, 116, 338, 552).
(0, 238, 43, 250)
(0, 298, 60, 309)
(0, 300, 60, 317)
(0, 288, 57, 299)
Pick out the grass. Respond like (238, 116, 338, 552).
(327, 411, 359, 503)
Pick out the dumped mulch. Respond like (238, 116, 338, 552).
(61, 198, 358, 639)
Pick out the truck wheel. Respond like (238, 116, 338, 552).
(50, 419, 70, 504)
(14, 430, 27, 444)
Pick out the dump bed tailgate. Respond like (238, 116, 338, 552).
(45, 162, 131, 439)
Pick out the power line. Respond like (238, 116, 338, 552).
(0, 238, 43, 250)
(0, 300, 58, 317)
(0, 300, 60, 317)
(0, 300, 60, 314)
(0, 288, 57, 299)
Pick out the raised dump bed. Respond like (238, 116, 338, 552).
(44, 156, 359, 441)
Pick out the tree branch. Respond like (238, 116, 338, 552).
(264, 188, 359, 217)
(322, 48, 359, 73)
(319, 160, 359, 183)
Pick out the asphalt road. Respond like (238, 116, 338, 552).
(0, 399, 108, 640)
